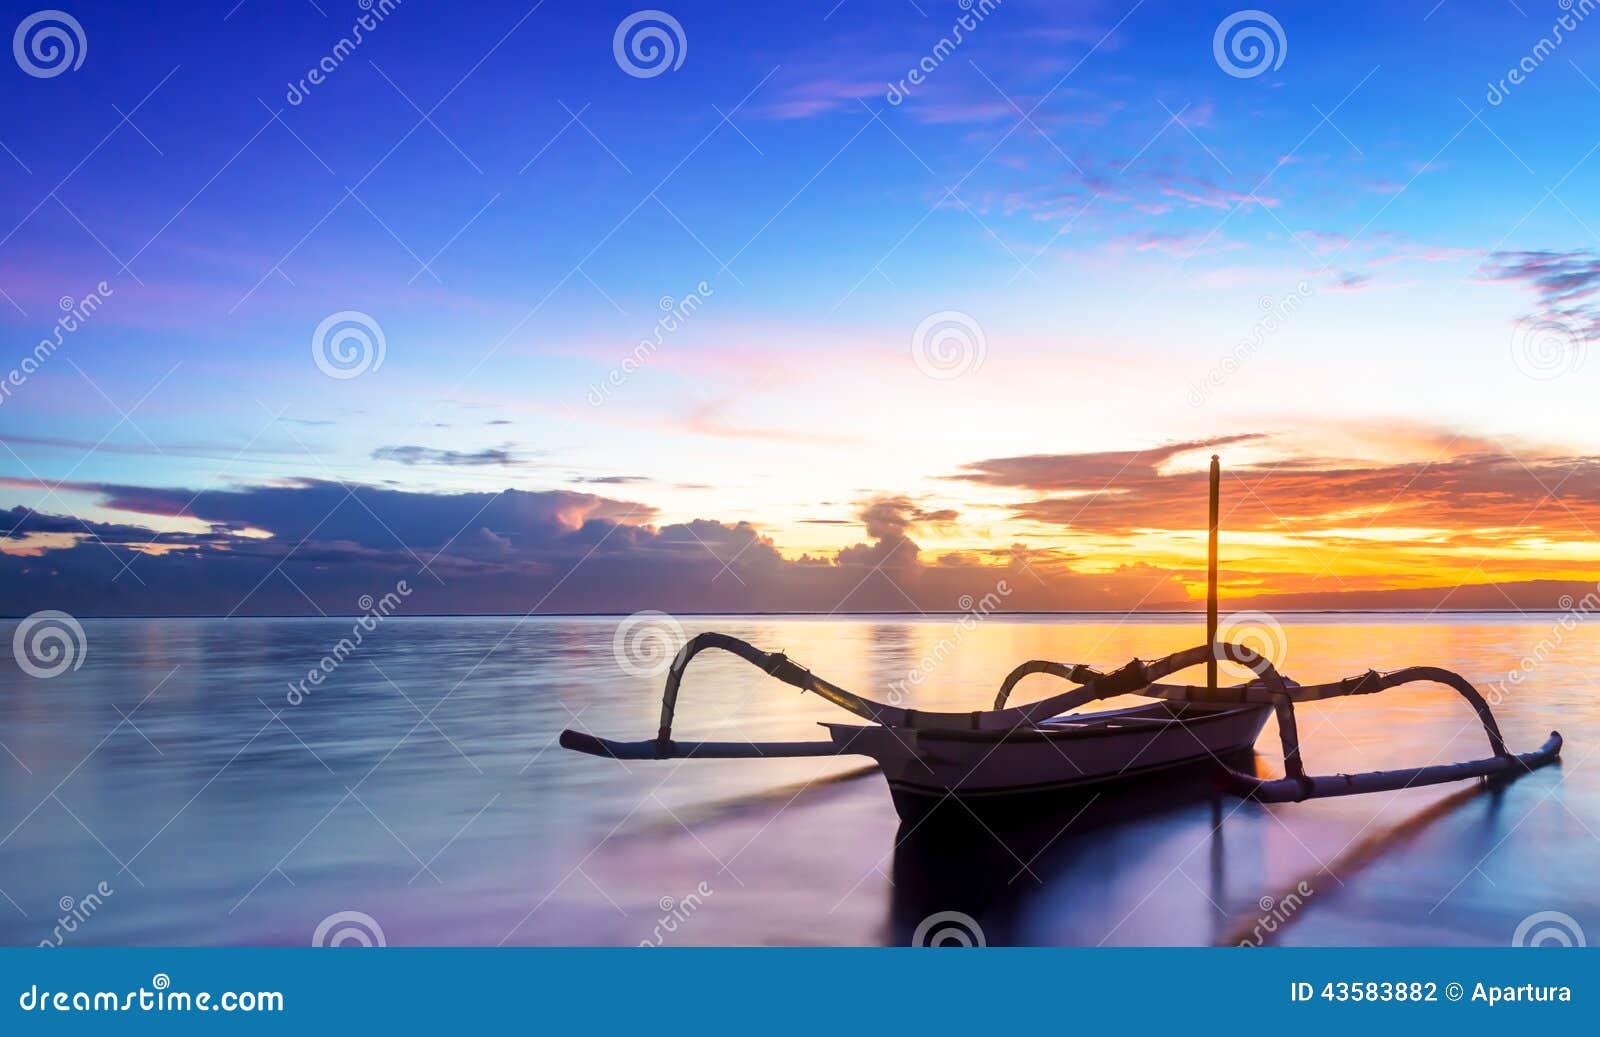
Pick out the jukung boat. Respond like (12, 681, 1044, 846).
(562, 457, 1562, 816)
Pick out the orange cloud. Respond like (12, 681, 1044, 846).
(949, 430, 1600, 605)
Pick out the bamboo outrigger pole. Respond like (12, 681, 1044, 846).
(1207, 454, 1220, 694)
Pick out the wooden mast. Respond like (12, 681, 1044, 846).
(1207, 454, 1220, 693)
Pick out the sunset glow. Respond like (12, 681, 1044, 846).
(3, 3, 1597, 614)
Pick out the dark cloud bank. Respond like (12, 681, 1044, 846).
(0, 480, 1184, 616)
(8, 425, 1600, 616)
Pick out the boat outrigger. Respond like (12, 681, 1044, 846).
(561, 456, 1562, 816)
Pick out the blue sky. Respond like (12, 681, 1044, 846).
(4, 1, 1600, 613)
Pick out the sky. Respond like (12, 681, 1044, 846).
(3, 0, 1600, 615)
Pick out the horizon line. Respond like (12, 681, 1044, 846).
(2, 608, 1578, 620)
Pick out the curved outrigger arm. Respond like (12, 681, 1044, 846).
(994, 659, 1105, 710)
(995, 646, 1562, 802)
(560, 631, 898, 761)
(561, 631, 1174, 760)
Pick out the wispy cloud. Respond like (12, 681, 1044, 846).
(376, 445, 525, 467)
(759, 77, 881, 119)
(1483, 248, 1600, 337)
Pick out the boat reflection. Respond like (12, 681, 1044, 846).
(888, 753, 1535, 947)
(888, 753, 1249, 946)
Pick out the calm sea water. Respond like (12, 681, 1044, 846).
(0, 614, 1593, 947)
